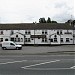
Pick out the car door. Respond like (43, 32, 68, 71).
(10, 43, 16, 49)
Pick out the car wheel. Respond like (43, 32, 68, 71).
(3, 47, 6, 50)
(16, 47, 19, 50)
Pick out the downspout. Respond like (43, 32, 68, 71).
(34, 29, 35, 46)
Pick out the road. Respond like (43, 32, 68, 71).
(0, 45, 75, 54)
(0, 55, 75, 75)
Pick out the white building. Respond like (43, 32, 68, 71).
(0, 23, 75, 45)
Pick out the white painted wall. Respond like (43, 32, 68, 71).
(10, 33, 24, 44)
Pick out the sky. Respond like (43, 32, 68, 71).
(0, 0, 74, 23)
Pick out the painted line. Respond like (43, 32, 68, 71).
(22, 68, 75, 70)
(70, 66, 75, 69)
(0, 60, 27, 65)
(21, 60, 60, 69)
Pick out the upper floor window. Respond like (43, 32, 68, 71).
(57, 31, 59, 35)
(25, 30, 31, 35)
(0, 31, 3, 35)
(16, 35, 18, 37)
(0, 38, 3, 42)
(11, 30, 14, 35)
(60, 30, 62, 34)
(42, 30, 47, 34)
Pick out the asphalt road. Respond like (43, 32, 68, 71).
(0, 55, 75, 75)
(0, 45, 75, 54)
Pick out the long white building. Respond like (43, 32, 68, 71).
(0, 23, 75, 45)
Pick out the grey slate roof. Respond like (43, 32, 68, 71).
(0, 23, 74, 30)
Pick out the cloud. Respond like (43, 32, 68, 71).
(0, 0, 74, 23)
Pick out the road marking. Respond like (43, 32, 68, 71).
(70, 66, 75, 69)
(21, 60, 60, 69)
(0, 60, 27, 65)
(22, 68, 75, 70)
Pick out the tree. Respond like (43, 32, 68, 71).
(39, 18, 46, 23)
(51, 20, 57, 23)
(73, 20, 75, 25)
(47, 17, 51, 23)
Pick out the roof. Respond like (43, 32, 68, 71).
(0, 23, 74, 30)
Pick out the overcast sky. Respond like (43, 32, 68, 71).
(0, 0, 74, 23)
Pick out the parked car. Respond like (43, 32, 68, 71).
(1, 41, 22, 50)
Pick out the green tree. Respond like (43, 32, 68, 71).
(39, 18, 46, 23)
(47, 17, 51, 23)
(51, 20, 57, 23)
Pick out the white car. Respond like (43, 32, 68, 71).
(1, 41, 22, 50)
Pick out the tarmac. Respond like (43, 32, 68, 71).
(0, 45, 75, 55)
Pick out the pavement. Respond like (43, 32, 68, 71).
(0, 45, 75, 55)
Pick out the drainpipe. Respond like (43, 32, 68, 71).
(34, 29, 35, 46)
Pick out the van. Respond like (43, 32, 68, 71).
(1, 41, 22, 50)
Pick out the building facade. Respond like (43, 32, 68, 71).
(0, 23, 75, 45)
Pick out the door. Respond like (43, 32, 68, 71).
(10, 43, 16, 49)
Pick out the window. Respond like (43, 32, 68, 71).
(28, 31, 30, 34)
(0, 38, 3, 42)
(57, 31, 59, 35)
(11, 38, 23, 42)
(66, 38, 69, 42)
(42, 38, 44, 42)
(42, 30, 47, 34)
(50, 39, 53, 42)
(25, 31, 27, 34)
(60, 30, 62, 34)
(28, 38, 30, 42)
(54, 38, 57, 42)
(11, 38, 14, 41)
(25, 30, 31, 34)
(5, 38, 8, 41)
(60, 38, 63, 42)
(1, 31, 3, 34)
(42, 38, 47, 42)
(16, 35, 18, 37)
(18, 38, 20, 42)
(21, 38, 23, 42)
(11, 30, 14, 35)
(42, 32, 44, 34)
(25, 38, 31, 42)
(54, 35, 57, 38)
(10, 43, 15, 46)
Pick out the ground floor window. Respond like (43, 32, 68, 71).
(60, 38, 63, 42)
(54, 38, 57, 42)
(25, 38, 31, 42)
(11, 38, 23, 42)
(50, 39, 53, 42)
(42, 38, 47, 42)
(66, 38, 69, 42)
(5, 38, 8, 41)
(0, 38, 3, 42)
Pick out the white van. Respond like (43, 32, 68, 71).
(1, 41, 22, 50)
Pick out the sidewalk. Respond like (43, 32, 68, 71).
(0, 45, 75, 55)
